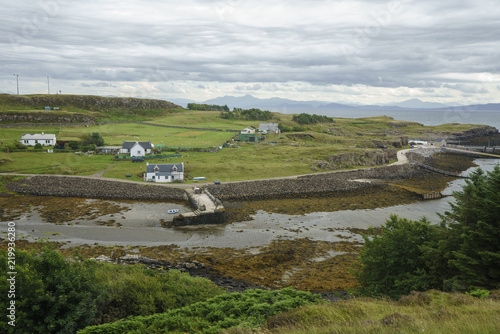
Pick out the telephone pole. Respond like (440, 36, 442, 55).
(13, 74, 19, 95)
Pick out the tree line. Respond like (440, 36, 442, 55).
(187, 103, 230, 111)
(292, 113, 334, 125)
(220, 107, 273, 121)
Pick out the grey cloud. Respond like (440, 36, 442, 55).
(1, 0, 499, 102)
(235, 83, 263, 91)
(443, 84, 489, 94)
(81, 82, 116, 88)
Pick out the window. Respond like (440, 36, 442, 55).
(172, 165, 177, 172)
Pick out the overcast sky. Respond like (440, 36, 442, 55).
(1, 0, 499, 105)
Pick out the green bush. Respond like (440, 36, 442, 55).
(292, 113, 334, 125)
(353, 215, 436, 299)
(90, 264, 224, 325)
(220, 108, 272, 121)
(466, 289, 490, 299)
(0, 248, 104, 334)
(79, 288, 323, 334)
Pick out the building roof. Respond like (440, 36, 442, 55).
(258, 123, 279, 132)
(122, 141, 152, 150)
(146, 163, 184, 174)
(20, 133, 56, 140)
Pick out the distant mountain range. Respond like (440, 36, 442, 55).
(168, 95, 500, 113)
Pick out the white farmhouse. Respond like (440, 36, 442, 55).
(120, 140, 153, 157)
(19, 132, 56, 146)
(240, 126, 256, 134)
(145, 162, 184, 182)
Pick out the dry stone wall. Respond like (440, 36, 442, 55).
(7, 176, 187, 201)
(206, 164, 419, 201)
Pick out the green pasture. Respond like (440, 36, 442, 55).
(0, 151, 113, 176)
(151, 109, 268, 130)
(0, 109, 494, 183)
(0, 140, 352, 182)
(58, 122, 235, 147)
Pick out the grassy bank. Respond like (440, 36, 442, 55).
(265, 290, 500, 334)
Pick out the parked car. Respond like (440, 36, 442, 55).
(132, 157, 144, 162)
(213, 180, 221, 185)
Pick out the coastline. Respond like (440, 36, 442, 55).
(2, 148, 491, 293)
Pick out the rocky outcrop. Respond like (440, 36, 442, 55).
(10, 94, 180, 111)
(450, 125, 498, 139)
(0, 112, 95, 124)
(314, 149, 397, 170)
(6, 176, 187, 201)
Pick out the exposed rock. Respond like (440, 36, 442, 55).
(10, 94, 179, 112)
(0, 112, 95, 124)
(324, 149, 397, 169)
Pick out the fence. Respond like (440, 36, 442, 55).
(113, 154, 181, 160)
(415, 163, 468, 178)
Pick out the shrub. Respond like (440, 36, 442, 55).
(353, 215, 437, 299)
(78, 288, 323, 334)
(467, 289, 490, 299)
(0, 248, 104, 334)
(91, 264, 224, 325)
(292, 113, 334, 125)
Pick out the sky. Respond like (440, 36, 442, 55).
(1, 0, 500, 105)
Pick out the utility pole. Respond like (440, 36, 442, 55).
(13, 74, 19, 95)
(47, 75, 50, 94)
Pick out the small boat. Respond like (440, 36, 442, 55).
(168, 209, 179, 214)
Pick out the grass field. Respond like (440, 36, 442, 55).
(266, 290, 500, 334)
(58, 122, 234, 147)
(0, 104, 493, 183)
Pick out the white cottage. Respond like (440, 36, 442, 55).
(145, 162, 184, 183)
(19, 133, 56, 146)
(240, 126, 256, 134)
(120, 140, 153, 157)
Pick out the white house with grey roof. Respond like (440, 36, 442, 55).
(120, 140, 153, 157)
(145, 162, 184, 182)
(258, 123, 280, 135)
(19, 132, 56, 146)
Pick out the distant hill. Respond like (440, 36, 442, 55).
(440, 103, 500, 111)
(385, 98, 450, 109)
(202, 95, 340, 111)
(195, 94, 499, 113)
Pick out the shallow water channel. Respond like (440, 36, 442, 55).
(6, 158, 500, 249)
